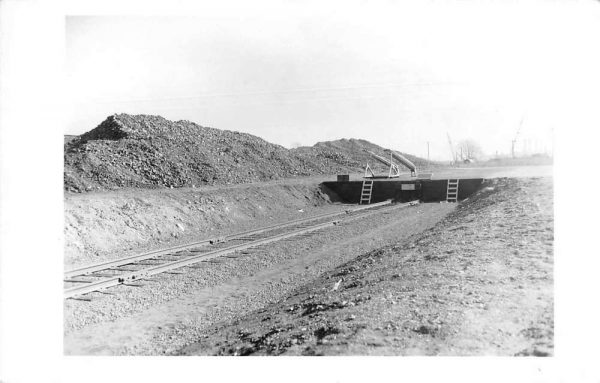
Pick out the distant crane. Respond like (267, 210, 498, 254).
(512, 114, 526, 159)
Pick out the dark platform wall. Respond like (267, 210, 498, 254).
(321, 178, 484, 204)
(420, 179, 484, 202)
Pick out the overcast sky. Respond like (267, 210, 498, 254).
(65, 1, 600, 160)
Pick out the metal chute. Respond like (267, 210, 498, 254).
(364, 150, 400, 178)
(385, 150, 417, 176)
(363, 149, 418, 178)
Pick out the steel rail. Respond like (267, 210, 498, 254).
(65, 200, 393, 278)
(340, 200, 419, 224)
(64, 239, 214, 278)
(64, 200, 408, 298)
(64, 220, 338, 298)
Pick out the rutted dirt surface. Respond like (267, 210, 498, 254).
(64, 202, 455, 355)
(178, 177, 553, 356)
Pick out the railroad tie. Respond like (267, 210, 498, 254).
(68, 296, 92, 302)
(64, 279, 93, 283)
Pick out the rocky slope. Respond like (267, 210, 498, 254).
(295, 138, 432, 171)
(64, 114, 430, 192)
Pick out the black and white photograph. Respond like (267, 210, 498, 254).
(1, 0, 600, 381)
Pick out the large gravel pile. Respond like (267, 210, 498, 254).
(295, 138, 433, 171)
(64, 114, 428, 192)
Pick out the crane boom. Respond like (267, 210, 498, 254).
(512, 114, 525, 158)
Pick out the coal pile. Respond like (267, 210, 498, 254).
(64, 114, 429, 192)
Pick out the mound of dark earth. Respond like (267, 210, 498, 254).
(64, 114, 428, 192)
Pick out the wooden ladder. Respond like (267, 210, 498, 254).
(446, 179, 459, 202)
(360, 179, 374, 205)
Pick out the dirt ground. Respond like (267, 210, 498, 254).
(178, 177, 553, 356)
(64, 201, 455, 355)
(64, 165, 552, 356)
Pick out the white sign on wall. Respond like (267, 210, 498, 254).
(401, 183, 416, 190)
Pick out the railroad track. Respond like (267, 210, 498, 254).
(64, 200, 418, 299)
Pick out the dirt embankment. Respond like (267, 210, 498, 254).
(178, 177, 553, 356)
(64, 181, 339, 268)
